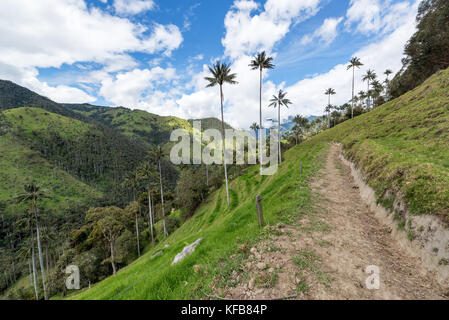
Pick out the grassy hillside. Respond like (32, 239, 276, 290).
(0, 80, 88, 122)
(68, 104, 195, 148)
(314, 68, 449, 220)
(70, 142, 326, 299)
(70, 67, 449, 300)
(0, 131, 102, 216)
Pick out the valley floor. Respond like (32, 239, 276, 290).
(221, 144, 447, 300)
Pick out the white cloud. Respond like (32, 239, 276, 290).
(113, 0, 155, 15)
(0, 0, 182, 103)
(301, 17, 343, 46)
(99, 67, 178, 107)
(284, 1, 419, 118)
(345, 0, 416, 35)
(222, 0, 322, 59)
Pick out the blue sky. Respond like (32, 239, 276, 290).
(0, 0, 419, 128)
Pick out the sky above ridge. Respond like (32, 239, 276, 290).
(0, 0, 420, 129)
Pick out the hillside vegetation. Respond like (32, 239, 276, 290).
(71, 66, 449, 300)
(70, 142, 325, 299)
(316, 68, 449, 220)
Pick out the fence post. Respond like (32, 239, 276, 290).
(256, 194, 264, 227)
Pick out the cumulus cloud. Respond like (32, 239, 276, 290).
(113, 0, 155, 15)
(0, 0, 182, 103)
(301, 17, 343, 46)
(222, 0, 322, 59)
(100, 67, 178, 107)
(345, 0, 416, 35)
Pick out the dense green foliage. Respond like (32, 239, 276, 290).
(389, 0, 449, 98)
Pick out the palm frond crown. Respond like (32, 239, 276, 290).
(204, 61, 238, 88)
(249, 51, 275, 70)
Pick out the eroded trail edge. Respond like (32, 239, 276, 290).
(221, 144, 447, 300)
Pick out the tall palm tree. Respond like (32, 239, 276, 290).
(347, 57, 363, 119)
(384, 69, 393, 82)
(15, 183, 48, 300)
(124, 172, 140, 256)
(152, 146, 168, 237)
(292, 115, 309, 144)
(205, 61, 237, 207)
(250, 122, 260, 162)
(371, 80, 384, 108)
(362, 69, 377, 109)
(137, 163, 155, 245)
(249, 51, 274, 174)
(269, 90, 292, 163)
(324, 88, 336, 127)
(384, 69, 393, 100)
(358, 90, 366, 108)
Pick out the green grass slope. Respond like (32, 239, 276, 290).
(313, 68, 449, 220)
(70, 142, 326, 300)
(66, 104, 193, 148)
(0, 131, 101, 215)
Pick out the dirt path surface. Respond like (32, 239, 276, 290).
(221, 144, 447, 300)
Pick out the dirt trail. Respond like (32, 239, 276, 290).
(222, 144, 447, 300)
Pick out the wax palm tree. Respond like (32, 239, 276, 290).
(249, 51, 274, 173)
(384, 69, 393, 100)
(150, 146, 168, 237)
(124, 172, 141, 256)
(14, 212, 39, 299)
(358, 90, 367, 108)
(137, 163, 155, 244)
(324, 88, 336, 106)
(205, 61, 237, 207)
(250, 122, 260, 163)
(384, 69, 393, 82)
(371, 80, 384, 108)
(362, 69, 377, 109)
(347, 57, 363, 118)
(15, 182, 48, 299)
(324, 104, 332, 128)
(324, 88, 336, 127)
(293, 115, 309, 145)
(269, 90, 292, 163)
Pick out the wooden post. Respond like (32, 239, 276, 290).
(256, 194, 264, 227)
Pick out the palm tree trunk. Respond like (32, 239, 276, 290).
(220, 85, 230, 207)
(259, 67, 263, 174)
(352, 67, 355, 119)
(158, 161, 168, 237)
(28, 260, 33, 285)
(34, 204, 47, 300)
(367, 81, 370, 110)
(278, 105, 282, 163)
(110, 241, 117, 275)
(31, 227, 39, 300)
(135, 207, 140, 257)
(148, 187, 154, 244)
